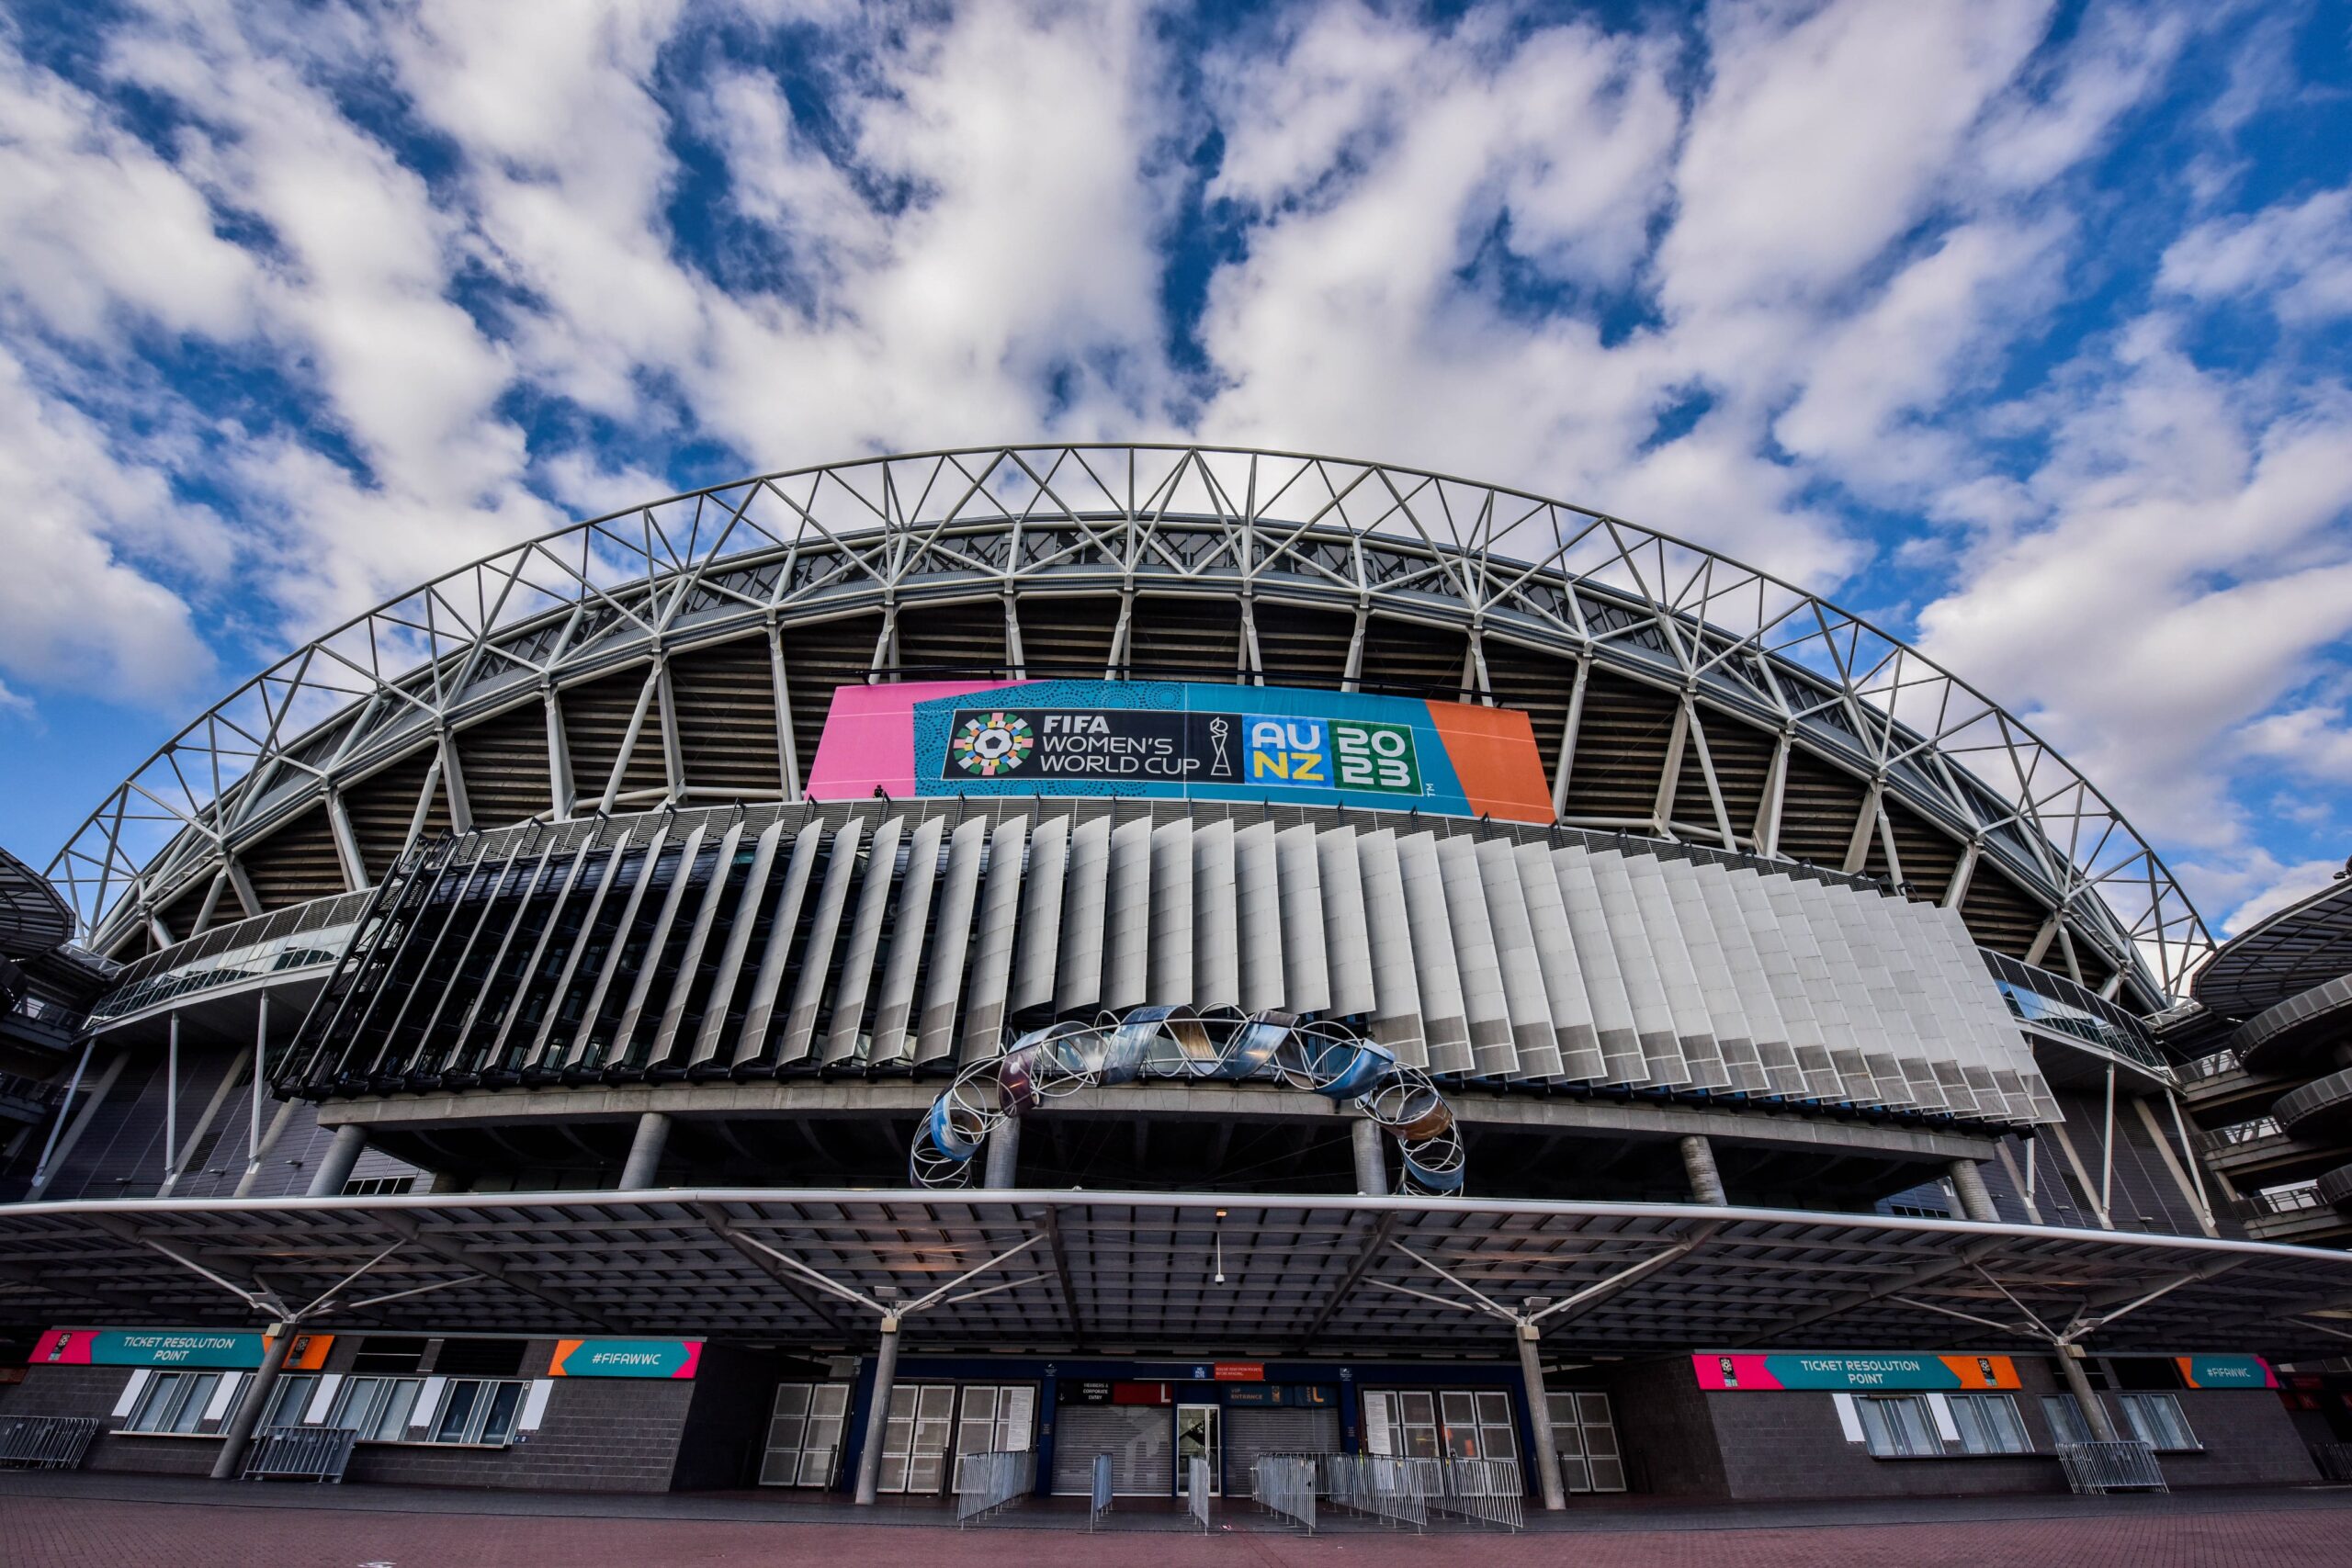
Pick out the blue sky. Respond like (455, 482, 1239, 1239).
(0, 0, 2347, 942)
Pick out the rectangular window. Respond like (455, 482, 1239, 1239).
(425, 1379, 527, 1445)
(1366, 1389, 1518, 1473)
(2119, 1393, 2199, 1451)
(332, 1375, 427, 1440)
(124, 1371, 222, 1434)
(2041, 1393, 2100, 1446)
(262, 1372, 318, 1428)
(1947, 1394, 2029, 1455)
(1853, 1394, 1939, 1457)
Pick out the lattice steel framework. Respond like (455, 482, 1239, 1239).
(44, 446, 2210, 1002)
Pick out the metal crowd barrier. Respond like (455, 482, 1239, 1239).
(2056, 1440, 2168, 1495)
(1317, 1452, 1430, 1531)
(1251, 1455, 1317, 1533)
(0, 1415, 100, 1470)
(953, 1449, 1035, 1526)
(1430, 1457, 1523, 1531)
(240, 1425, 358, 1483)
(1088, 1453, 1114, 1531)
(2312, 1442, 2352, 1483)
(1187, 1456, 1211, 1531)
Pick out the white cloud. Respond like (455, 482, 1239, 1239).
(2173, 850, 2346, 939)
(1659, 0, 2050, 314)
(2240, 703, 2352, 784)
(0, 0, 2343, 975)
(0, 344, 218, 705)
(0, 42, 259, 345)
(2160, 186, 2352, 322)
(1912, 323, 2352, 847)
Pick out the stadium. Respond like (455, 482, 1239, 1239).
(2, 444, 2348, 1512)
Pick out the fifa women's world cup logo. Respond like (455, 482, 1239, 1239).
(952, 712, 1035, 776)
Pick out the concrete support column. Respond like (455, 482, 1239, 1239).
(618, 1111, 672, 1191)
(1351, 1117, 1388, 1196)
(305, 1123, 368, 1198)
(1517, 1324, 1567, 1512)
(1679, 1134, 1726, 1205)
(209, 1325, 295, 1479)
(2055, 1346, 2120, 1443)
(983, 1118, 1021, 1189)
(853, 1315, 902, 1505)
(1948, 1158, 2000, 1223)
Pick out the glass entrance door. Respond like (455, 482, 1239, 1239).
(1175, 1403, 1221, 1496)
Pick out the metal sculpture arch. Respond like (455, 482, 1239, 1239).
(910, 1007, 1466, 1196)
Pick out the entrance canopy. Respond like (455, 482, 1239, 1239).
(3, 1190, 2348, 1361)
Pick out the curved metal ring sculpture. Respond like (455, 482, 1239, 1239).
(910, 1006, 1465, 1196)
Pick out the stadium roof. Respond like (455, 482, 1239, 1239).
(2193, 874, 2352, 1021)
(44, 445, 2210, 1000)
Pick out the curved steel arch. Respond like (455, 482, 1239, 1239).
(45, 444, 2211, 999)
(910, 1007, 1465, 1195)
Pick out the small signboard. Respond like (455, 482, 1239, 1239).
(1694, 1351, 2020, 1392)
(1060, 1381, 1116, 1405)
(1112, 1381, 1173, 1405)
(1224, 1383, 1337, 1407)
(33, 1328, 333, 1371)
(2176, 1355, 2276, 1389)
(1212, 1362, 1264, 1382)
(547, 1338, 703, 1379)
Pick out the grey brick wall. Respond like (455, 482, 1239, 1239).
(1600, 1359, 1728, 1497)
(343, 1378, 694, 1493)
(6, 1343, 698, 1494)
(1702, 1356, 2318, 1498)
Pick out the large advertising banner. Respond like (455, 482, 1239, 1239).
(1693, 1351, 2022, 1391)
(805, 678, 1554, 823)
(32, 1328, 334, 1371)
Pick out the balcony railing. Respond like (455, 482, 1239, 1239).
(2195, 1117, 2284, 1156)
(2, 990, 88, 1043)
(2177, 1050, 2244, 1085)
(2240, 1183, 2325, 1218)
(1981, 951, 2165, 1074)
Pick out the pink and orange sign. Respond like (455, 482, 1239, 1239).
(805, 677, 1553, 823)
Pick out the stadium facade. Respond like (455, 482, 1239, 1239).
(2, 446, 2347, 1508)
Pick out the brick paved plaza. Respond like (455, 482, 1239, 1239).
(5, 1475, 2350, 1567)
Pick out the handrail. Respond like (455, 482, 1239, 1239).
(2194, 1117, 2283, 1155)
(2177, 1050, 2245, 1084)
